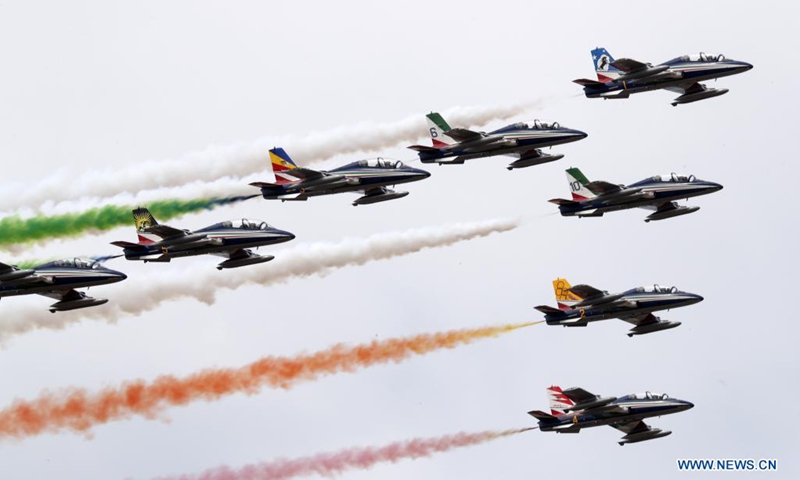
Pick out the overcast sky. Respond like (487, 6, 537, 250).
(0, 1, 797, 479)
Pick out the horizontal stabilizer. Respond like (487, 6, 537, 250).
(535, 305, 567, 316)
(408, 144, 441, 152)
(548, 198, 580, 206)
(249, 181, 282, 188)
(527, 410, 558, 422)
(111, 241, 148, 250)
(573, 78, 605, 87)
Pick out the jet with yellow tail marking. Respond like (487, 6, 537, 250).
(535, 278, 703, 337)
(250, 148, 430, 206)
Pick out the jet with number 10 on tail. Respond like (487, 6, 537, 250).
(111, 208, 295, 270)
(250, 148, 431, 206)
(549, 167, 723, 222)
(0, 257, 126, 313)
(528, 386, 694, 445)
(407, 112, 587, 170)
(535, 278, 703, 337)
(574, 47, 753, 106)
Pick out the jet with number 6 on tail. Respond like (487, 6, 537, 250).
(535, 278, 703, 337)
(250, 148, 430, 206)
(408, 112, 587, 170)
(111, 208, 295, 270)
(528, 385, 694, 445)
(574, 47, 753, 106)
(549, 167, 722, 222)
(0, 257, 126, 313)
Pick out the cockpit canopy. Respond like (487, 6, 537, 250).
(680, 52, 726, 62)
(211, 218, 272, 230)
(620, 391, 670, 401)
(651, 173, 697, 183)
(356, 157, 405, 169)
(45, 258, 101, 270)
(636, 284, 679, 294)
(526, 119, 563, 130)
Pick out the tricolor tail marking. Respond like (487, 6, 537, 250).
(566, 168, 597, 201)
(269, 147, 299, 185)
(132, 208, 160, 245)
(592, 47, 621, 82)
(547, 385, 575, 416)
(426, 112, 454, 148)
(552, 278, 582, 311)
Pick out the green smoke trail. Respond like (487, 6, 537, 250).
(0, 196, 256, 248)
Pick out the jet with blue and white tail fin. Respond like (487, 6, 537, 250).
(549, 167, 722, 222)
(250, 147, 431, 206)
(528, 385, 694, 445)
(408, 112, 587, 170)
(574, 47, 753, 106)
(535, 278, 703, 337)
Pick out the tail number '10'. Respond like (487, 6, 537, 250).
(570, 181, 581, 192)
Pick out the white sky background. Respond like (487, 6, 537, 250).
(0, 1, 797, 479)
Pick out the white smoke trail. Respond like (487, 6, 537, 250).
(2, 103, 539, 214)
(0, 218, 518, 343)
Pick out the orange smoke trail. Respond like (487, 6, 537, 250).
(152, 428, 534, 480)
(0, 322, 538, 440)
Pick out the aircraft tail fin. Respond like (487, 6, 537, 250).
(566, 167, 597, 201)
(133, 208, 161, 245)
(552, 278, 583, 311)
(269, 147, 299, 185)
(591, 47, 622, 82)
(426, 112, 454, 148)
(547, 385, 575, 416)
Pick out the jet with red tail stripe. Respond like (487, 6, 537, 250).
(528, 385, 694, 445)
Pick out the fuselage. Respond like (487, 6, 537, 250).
(122, 223, 295, 260)
(260, 160, 430, 199)
(538, 394, 694, 432)
(418, 122, 587, 163)
(546, 287, 703, 325)
(0, 259, 127, 298)
(584, 55, 753, 98)
(559, 175, 723, 216)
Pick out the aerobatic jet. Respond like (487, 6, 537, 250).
(250, 148, 430, 206)
(528, 385, 694, 445)
(0, 258, 127, 313)
(574, 47, 753, 106)
(111, 208, 295, 270)
(535, 278, 703, 337)
(549, 167, 722, 222)
(407, 112, 587, 170)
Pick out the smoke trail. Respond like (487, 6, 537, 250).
(1, 103, 538, 212)
(0, 196, 255, 248)
(0, 324, 536, 439)
(151, 429, 534, 480)
(0, 218, 518, 342)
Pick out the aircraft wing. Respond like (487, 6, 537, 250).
(639, 201, 679, 213)
(666, 81, 706, 95)
(281, 167, 326, 182)
(144, 224, 190, 240)
(0, 261, 38, 284)
(0, 261, 15, 273)
(619, 312, 659, 326)
(584, 180, 623, 196)
(610, 58, 650, 73)
(561, 387, 600, 405)
(610, 420, 651, 435)
(568, 284, 606, 301)
(38, 288, 86, 301)
(443, 128, 485, 143)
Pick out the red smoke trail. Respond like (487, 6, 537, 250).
(0, 323, 538, 439)
(153, 428, 534, 480)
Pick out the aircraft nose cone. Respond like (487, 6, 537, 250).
(280, 231, 296, 241)
(708, 182, 723, 192)
(113, 271, 128, 282)
(573, 130, 588, 140)
(683, 401, 695, 410)
(693, 294, 704, 303)
(741, 62, 754, 71)
(415, 168, 432, 178)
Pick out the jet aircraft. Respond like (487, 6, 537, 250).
(528, 385, 694, 445)
(535, 278, 703, 337)
(250, 148, 430, 206)
(407, 112, 587, 170)
(0, 257, 127, 313)
(111, 208, 295, 270)
(549, 167, 723, 222)
(574, 47, 753, 106)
